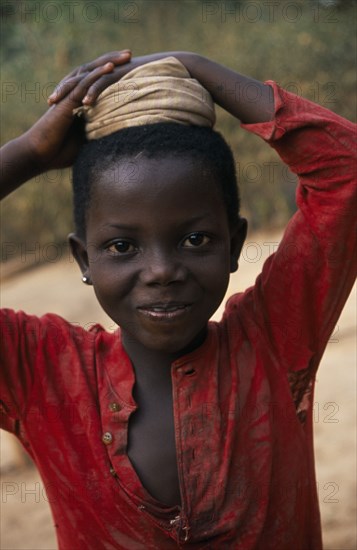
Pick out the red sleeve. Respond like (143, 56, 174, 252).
(0, 308, 96, 430)
(1, 310, 58, 426)
(226, 81, 356, 375)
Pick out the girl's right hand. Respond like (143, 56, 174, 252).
(23, 50, 132, 171)
(1, 51, 131, 199)
(1, 51, 132, 199)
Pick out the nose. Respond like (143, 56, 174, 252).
(140, 248, 187, 286)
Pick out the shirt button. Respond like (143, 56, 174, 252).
(109, 402, 120, 412)
(102, 432, 113, 445)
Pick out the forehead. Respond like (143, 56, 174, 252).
(88, 155, 227, 226)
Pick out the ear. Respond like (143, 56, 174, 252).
(229, 217, 247, 273)
(68, 233, 92, 285)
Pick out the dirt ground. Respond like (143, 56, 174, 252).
(1, 230, 356, 550)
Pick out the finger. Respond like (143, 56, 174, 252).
(63, 63, 125, 106)
(49, 51, 132, 101)
(48, 75, 86, 103)
(82, 64, 137, 104)
(73, 50, 132, 76)
(48, 62, 115, 105)
(64, 50, 131, 78)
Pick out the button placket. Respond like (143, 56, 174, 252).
(101, 403, 124, 446)
(172, 363, 199, 531)
(101, 396, 138, 489)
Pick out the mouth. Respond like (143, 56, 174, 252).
(137, 302, 192, 321)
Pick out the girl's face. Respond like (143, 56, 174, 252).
(70, 155, 246, 356)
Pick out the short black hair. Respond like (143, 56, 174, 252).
(72, 122, 240, 238)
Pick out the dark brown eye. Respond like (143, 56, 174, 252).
(182, 232, 210, 248)
(107, 240, 135, 254)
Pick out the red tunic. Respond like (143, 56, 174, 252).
(1, 82, 356, 549)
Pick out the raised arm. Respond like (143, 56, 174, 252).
(225, 81, 356, 393)
(174, 53, 275, 123)
(0, 51, 131, 200)
(50, 51, 275, 125)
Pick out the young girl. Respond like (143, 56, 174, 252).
(1, 50, 356, 549)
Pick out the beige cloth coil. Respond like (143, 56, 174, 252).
(73, 57, 216, 140)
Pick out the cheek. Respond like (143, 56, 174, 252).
(197, 244, 231, 274)
(87, 255, 133, 298)
(192, 254, 231, 298)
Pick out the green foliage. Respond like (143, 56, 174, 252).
(1, 0, 356, 258)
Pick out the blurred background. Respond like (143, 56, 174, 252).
(1, 0, 356, 548)
(1, 0, 356, 255)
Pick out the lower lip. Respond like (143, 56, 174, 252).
(137, 305, 192, 322)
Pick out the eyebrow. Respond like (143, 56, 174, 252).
(98, 223, 138, 232)
(98, 214, 214, 233)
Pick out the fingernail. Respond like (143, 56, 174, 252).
(82, 95, 91, 104)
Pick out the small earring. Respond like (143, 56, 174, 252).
(82, 276, 90, 284)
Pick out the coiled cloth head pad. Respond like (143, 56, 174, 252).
(74, 56, 216, 139)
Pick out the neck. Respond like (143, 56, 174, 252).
(122, 327, 208, 382)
